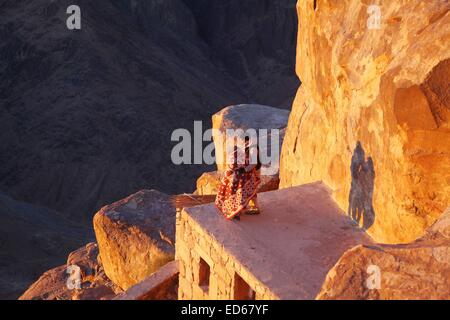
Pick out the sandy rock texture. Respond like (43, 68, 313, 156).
(318, 207, 450, 300)
(93, 190, 176, 290)
(19, 243, 119, 300)
(280, 0, 450, 243)
(114, 261, 179, 300)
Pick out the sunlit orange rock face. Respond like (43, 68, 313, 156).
(280, 0, 450, 243)
(317, 208, 450, 299)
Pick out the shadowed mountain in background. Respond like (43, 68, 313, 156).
(0, 191, 88, 299)
(0, 0, 298, 298)
(0, 0, 298, 223)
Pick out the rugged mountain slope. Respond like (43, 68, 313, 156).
(0, 192, 89, 299)
(280, 0, 450, 243)
(0, 0, 298, 223)
(183, 0, 299, 107)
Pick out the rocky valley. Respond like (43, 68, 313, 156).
(0, 0, 298, 299)
(1, 0, 449, 301)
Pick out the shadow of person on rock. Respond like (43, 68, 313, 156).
(348, 142, 375, 230)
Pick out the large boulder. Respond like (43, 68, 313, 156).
(317, 208, 450, 300)
(19, 243, 118, 300)
(280, 0, 450, 243)
(93, 190, 176, 290)
(212, 104, 289, 176)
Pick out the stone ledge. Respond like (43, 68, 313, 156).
(179, 182, 373, 299)
(114, 261, 179, 300)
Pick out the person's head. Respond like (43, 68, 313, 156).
(244, 136, 250, 156)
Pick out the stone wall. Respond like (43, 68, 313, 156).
(176, 209, 277, 300)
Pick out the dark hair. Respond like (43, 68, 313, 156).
(243, 136, 261, 170)
(255, 145, 262, 170)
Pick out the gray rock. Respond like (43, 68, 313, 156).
(212, 104, 290, 175)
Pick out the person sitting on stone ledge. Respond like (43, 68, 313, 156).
(215, 136, 262, 220)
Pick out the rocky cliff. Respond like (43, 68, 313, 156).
(93, 190, 175, 290)
(318, 207, 450, 299)
(280, 0, 450, 243)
